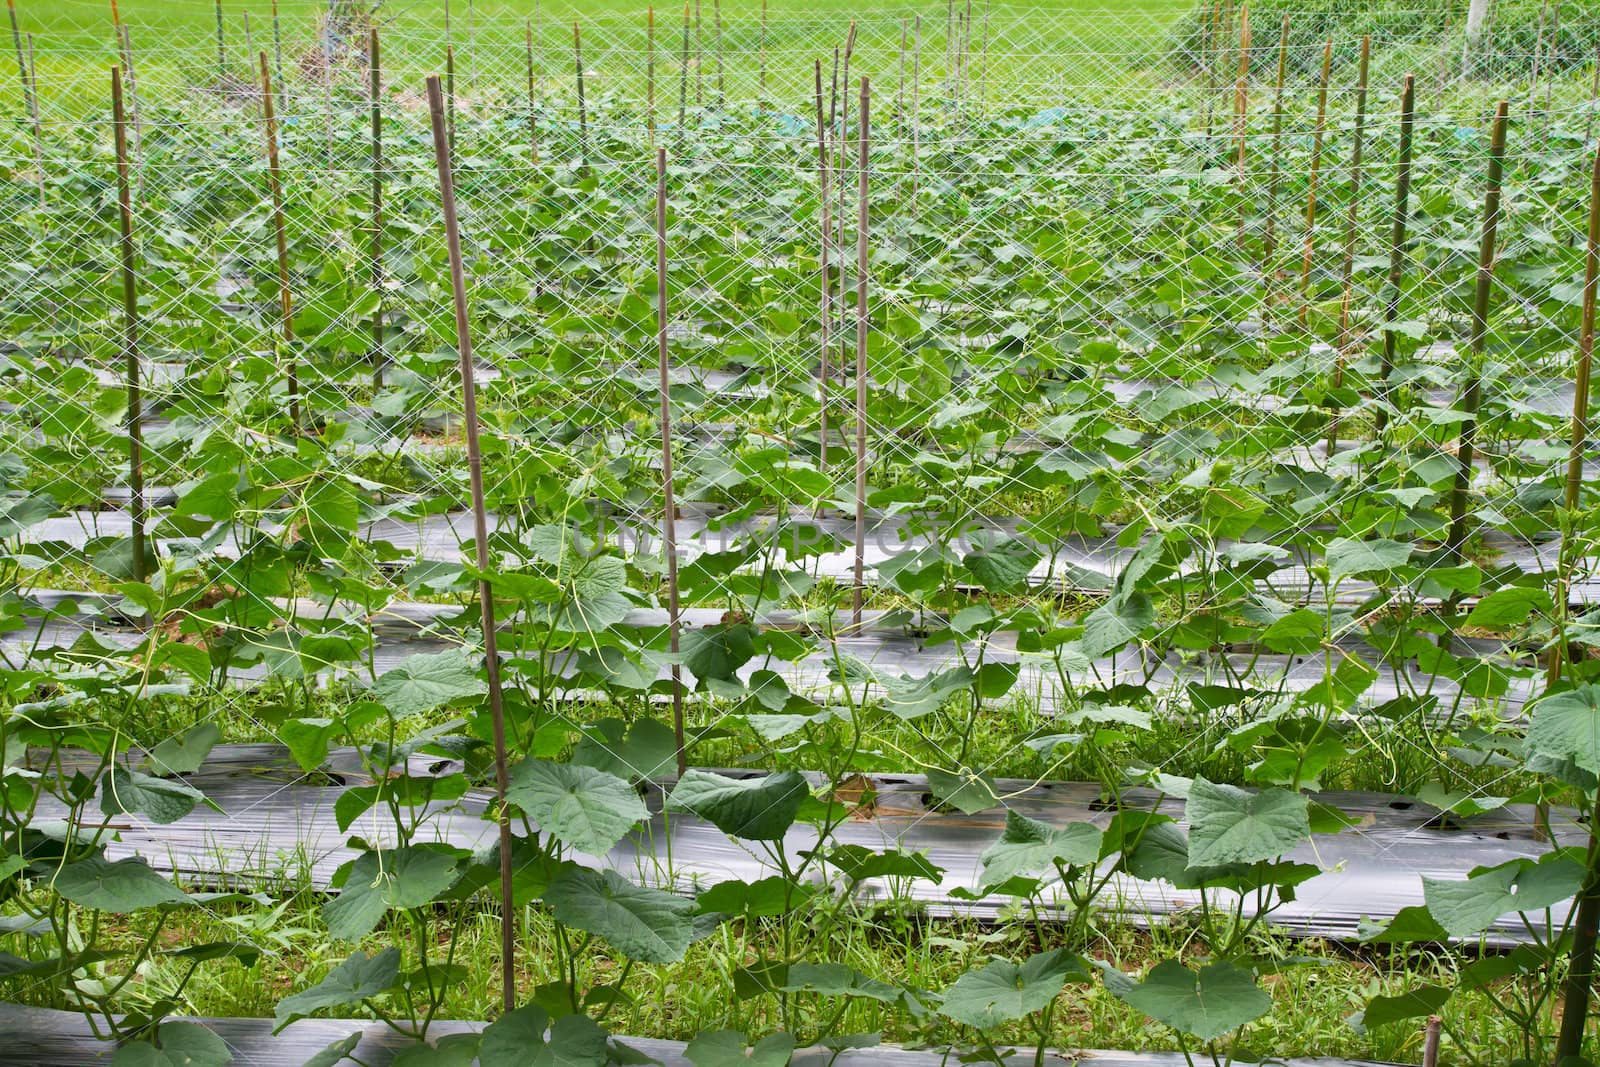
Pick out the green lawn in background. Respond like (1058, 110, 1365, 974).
(11, 0, 1199, 110)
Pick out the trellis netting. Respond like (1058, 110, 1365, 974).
(2, 0, 1600, 1062)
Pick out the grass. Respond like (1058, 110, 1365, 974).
(12, 0, 1201, 112)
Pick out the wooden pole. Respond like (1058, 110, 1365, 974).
(320, 18, 332, 171)
(1437, 30, 1451, 109)
(676, 1, 689, 152)
(8, 0, 30, 123)
(1422, 1016, 1442, 1067)
(1327, 34, 1370, 454)
(243, 14, 254, 81)
(424, 72, 515, 1015)
(912, 16, 921, 208)
(270, 0, 284, 113)
(814, 60, 832, 472)
(1528, 0, 1548, 127)
(1374, 73, 1416, 437)
(646, 7, 655, 145)
(1586, 42, 1599, 150)
(953, 0, 966, 117)
(446, 44, 456, 159)
(117, 24, 142, 199)
(828, 44, 839, 133)
(1547, 140, 1600, 685)
(22, 26, 39, 200)
(10, 3, 40, 202)
(712, 0, 722, 107)
(838, 23, 856, 349)
(945, 0, 953, 111)
(1203, 0, 1220, 137)
(112, 65, 145, 586)
(898, 18, 906, 123)
(979, 0, 990, 117)
(534, 18, 547, 163)
(573, 21, 586, 166)
(852, 77, 869, 628)
(320, 28, 332, 172)
(369, 28, 384, 390)
(1538, 0, 1560, 150)
(214, 0, 225, 84)
(1262, 14, 1287, 320)
(655, 146, 687, 776)
(1297, 38, 1333, 329)
(259, 52, 298, 434)
(1446, 101, 1509, 563)
(759, 0, 767, 100)
(1234, 3, 1251, 248)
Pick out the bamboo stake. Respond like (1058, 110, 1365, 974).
(10, 1, 41, 203)
(243, 14, 254, 80)
(259, 52, 298, 434)
(270, 0, 284, 113)
(646, 7, 655, 145)
(468, 0, 476, 94)
(828, 44, 838, 133)
(8, 0, 29, 122)
(1546, 140, 1599, 686)
(1528, 0, 1548, 127)
(214, 0, 225, 84)
(945, 0, 953, 111)
(534, 0, 547, 164)
(852, 77, 870, 629)
(759, 0, 767, 101)
(898, 18, 906, 123)
(321, 25, 333, 171)
(814, 60, 832, 472)
(693, 0, 701, 107)
(1437, 30, 1451, 110)
(112, 65, 145, 586)
(1203, 0, 1220, 137)
(1297, 38, 1333, 329)
(655, 146, 687, 776)
(979, 0, 990, 117)
(676, 1, 689, 153)
(424, 73, 514, 1015)
(1446, 100, 1509, 563)
(1327, 34, 1370, 455)
(1539, 0, 1560, 150)
(23, 29, 38, 200)
(1234, 3, 1251, 248)
(712, 0, 722, 107)
(1374, 73, 1416, 438)
(1586, 42, 1600, 150)
(912, 17, 921, 209)
(534, 18, 547, 163)
(369, 27, 384, 390)
(837, 22, 857, 346)
(1422, 1017, 1442, 1067)
(446, 44, 456, 158)
(573, 21, 586, 165)
(953, 0, 966, 119)
(117, 24, 142, 199)
(1262, 14, 1287, 317)
(838, 22, 857, 337)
